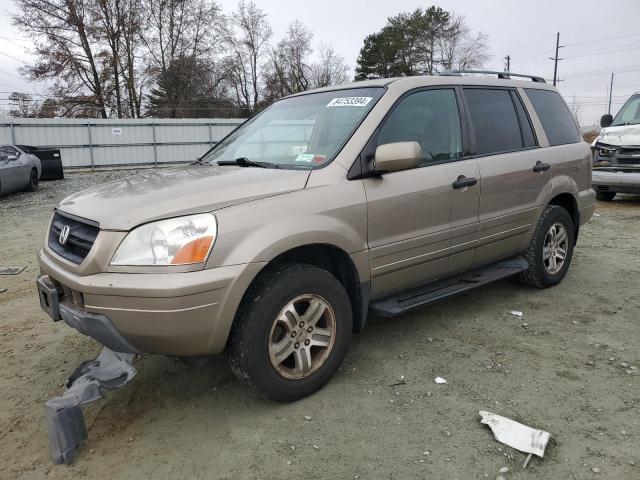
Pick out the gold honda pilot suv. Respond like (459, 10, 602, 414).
(38, 71, 595, 403)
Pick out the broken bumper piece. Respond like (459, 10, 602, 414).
(45, 348, 137, 464)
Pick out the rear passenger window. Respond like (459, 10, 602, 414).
(463, 88, 525, 155)
(378, 89, 463, 164)
(524, 89, 581, 146)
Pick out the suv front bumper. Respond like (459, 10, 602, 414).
(592, 168, 640, 194)
(37, 249, 265, 356)
(37, 275, 139, 353)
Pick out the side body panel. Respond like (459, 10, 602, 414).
(364, 164, 452, 298)
(474, 149, 551, 267)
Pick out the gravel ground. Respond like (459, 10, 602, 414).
(1, 170, 639, 480)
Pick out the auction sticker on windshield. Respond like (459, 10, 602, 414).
(327, 97, 373, 107)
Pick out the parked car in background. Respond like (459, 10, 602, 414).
(17, 145, 64, 181)
(0, 144, 41, 196)
(591, 91, 640, 200)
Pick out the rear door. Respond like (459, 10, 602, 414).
(462, 87, 549, 267)
(363, 88, 479, 298)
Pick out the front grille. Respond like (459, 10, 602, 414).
(616, 147, 640, 165)
(48, 211, 100, 264)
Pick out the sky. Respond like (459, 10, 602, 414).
(1, 0, 639, 126)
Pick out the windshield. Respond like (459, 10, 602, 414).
(201, 87, 384, 168)
(612, 94, 640, 126)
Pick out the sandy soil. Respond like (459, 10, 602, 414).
(0, 171, 639, 480)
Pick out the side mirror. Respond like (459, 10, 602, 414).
(600, 114, 613, 128)
(6, 154, 19, 161)
(374, 141, 423, 174)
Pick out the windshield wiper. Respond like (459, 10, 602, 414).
(217, 157, 278, 168)
(191, 156, 208, 165)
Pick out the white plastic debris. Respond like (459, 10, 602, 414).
(434, 376, 447, 384)
(479, 411, 550, 468)
(510, 310, 523, 318)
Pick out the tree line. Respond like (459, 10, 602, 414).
(9, 2, 488, 119)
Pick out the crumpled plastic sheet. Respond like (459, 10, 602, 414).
(44, 348, 136, 464)
(479, 410, 551, 458)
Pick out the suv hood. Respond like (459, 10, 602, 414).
(594, 124, 640, 147)
(57, 166, 311, 230)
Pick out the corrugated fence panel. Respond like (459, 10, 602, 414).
(0, 118, 244, 168)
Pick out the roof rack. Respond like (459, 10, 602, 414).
(439, 70, 546, 83)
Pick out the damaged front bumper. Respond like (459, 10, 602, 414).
(37, 275, 139, 354)
(592, 168, 640, 194)
(37, 275, 139, 464)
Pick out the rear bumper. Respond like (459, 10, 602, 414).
(577, 188, 596, 226)
(592, 169, 640, 193)
(38, 249, 265, 356)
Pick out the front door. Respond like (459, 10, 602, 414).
(363, 88, 479, 298)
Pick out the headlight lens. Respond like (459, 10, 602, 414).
(111, 214, 217, 266)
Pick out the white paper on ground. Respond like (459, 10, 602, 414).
(510, 310, 523, 318)
(434, 376, 447, 384)
(479, 411, 551, 458)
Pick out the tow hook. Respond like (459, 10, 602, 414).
(44, 348, 137, 464)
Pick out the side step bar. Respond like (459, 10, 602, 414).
(369, 257, 529, 317)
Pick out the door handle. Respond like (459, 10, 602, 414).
(533, 161, 550, 172)
(452, 176, 478, 189)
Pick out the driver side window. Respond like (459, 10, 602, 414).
(378, 89, 463, 165)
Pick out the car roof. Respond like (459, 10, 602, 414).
(288, 73, 557, 99)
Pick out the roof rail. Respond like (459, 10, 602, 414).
(439, 70, 546, 83)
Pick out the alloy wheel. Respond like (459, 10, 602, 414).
(268, 294, 336, 380)
(543, 222, 568, 275)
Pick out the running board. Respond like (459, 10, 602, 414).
(369, 257, 528, 317)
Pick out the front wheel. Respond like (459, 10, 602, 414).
(25, 168, 38, 192)
(519, 205, 575, 288)
(229, 263, 352, 402)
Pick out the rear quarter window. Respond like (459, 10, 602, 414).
(524, 89, 581, 146)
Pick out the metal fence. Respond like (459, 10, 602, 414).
(0, 118, 245, 168)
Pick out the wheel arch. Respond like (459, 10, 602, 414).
(547, 192, 579, 244)
(228, 243, 369, 349)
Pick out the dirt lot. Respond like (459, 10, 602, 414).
(1, 170, 639, 480)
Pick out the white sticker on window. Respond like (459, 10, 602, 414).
(327, 97, 373, 107)
(295, 153, 316, 163)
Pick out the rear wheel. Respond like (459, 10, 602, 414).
(519, 205, 574, 288)
(229, 263, 352, 402)
(596, 191, 616, 201)
(25, 168, 38, 192)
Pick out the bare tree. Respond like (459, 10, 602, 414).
(263, 20, 312, 101)
(310, 44, 348, 88)
(140, 0, 220, 74)
(569, 95, 582, 128)
(437, 13, 489, 71)
(220, 0, 272, 113)
(12, 0, 110, 117)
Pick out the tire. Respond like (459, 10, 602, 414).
(519, 205, 575, 289)
(25, 168, 38, 192)
(596, 191, 615, 201)
(229, 263, 352, 402)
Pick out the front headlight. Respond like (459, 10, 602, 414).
(110, 213, 217, 266)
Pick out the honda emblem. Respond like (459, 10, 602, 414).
(58, 225, 70, 246)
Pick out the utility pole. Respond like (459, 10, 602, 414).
(504, 55, 511, 73)
(607, 72, 614, 114)
(549, 32, 563, 87)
